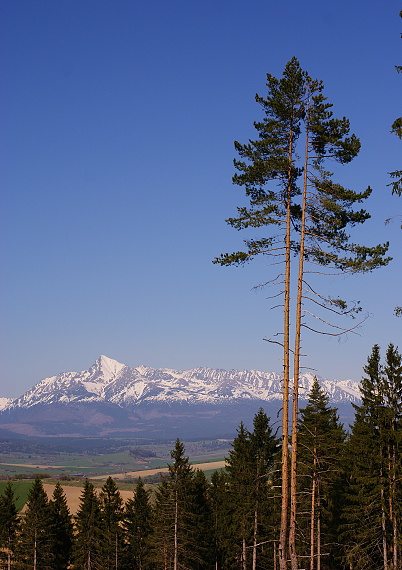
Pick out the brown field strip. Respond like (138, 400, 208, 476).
(91, 460, 227, 481)
(42, 484, 135, 515)
(0, 463, 70, 469)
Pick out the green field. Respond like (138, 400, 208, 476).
(0, 438, 230, 479)
(0, 480, 34, 511)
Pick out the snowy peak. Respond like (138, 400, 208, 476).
(0, 397, 13, 411)
(90, 355, 126, 382)
(3, 356, 361, 411)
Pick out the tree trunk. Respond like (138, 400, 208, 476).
(310, 466, 316, 570)
(33, 526, 37, 570)
(279, 128, 294, 570)
(174, 491, 178, 570)
(289, 109, 310, 570)
(242, 537, 247, 570)
(274, 541, 278, 570)
(381, 483, 389, 570)
(317, 506, 321, 570)
(252, 505, 258, 570)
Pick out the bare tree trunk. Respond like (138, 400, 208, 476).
(252, 505, 258, 570)
(289, 111, 310, 570)
(174, 492, 178, 570)
(310, 466, 317, 570)
(393, 513, 398, 570)
(389, 440, 399, 570)
(381, 482, 389, 570)
(34, 526, 37, 570)
(274, 541, 278, 570)
(242, 537, 247, 570)
(317, 505, 321, 570)
(6, 535, 11, 570)
(279, 130, 294, 570)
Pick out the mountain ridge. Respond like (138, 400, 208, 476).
(0, 356, 361, 438)
(3, 355, 361, 410)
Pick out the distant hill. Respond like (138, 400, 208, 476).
(0, 356, 360, 438)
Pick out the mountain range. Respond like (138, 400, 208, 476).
(0, 356, 361, 439)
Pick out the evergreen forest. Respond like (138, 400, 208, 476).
(0, 343, 400, 570)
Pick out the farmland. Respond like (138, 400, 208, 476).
(0, 436, 230, 511)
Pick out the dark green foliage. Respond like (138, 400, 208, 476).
(123, 477, 153, 570)
(0, 481, 19, 569)
(215, 56, 389, 291)
(300, 78, 390, 279)
(99, 476, 124, 570)
(73, 479, 103, 570)
(210, 469, 231, 569)
(188, 469, 214, 569)
(17, 476, 54, 569)
(297, 378, 346, 569)
(152, 475, 175, 568)
(152, 439, 203, 569)
(225, 410, 278, 569)
(341, 344, 402, 569)
(214, 56, 306, 267)
(48, 482, 73, 570)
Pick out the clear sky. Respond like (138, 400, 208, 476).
(1, 0, 401, 398)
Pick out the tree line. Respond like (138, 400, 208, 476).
(0, 343, 400, 570)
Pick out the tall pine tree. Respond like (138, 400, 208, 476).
(226, 410, 278, 570)
(298, 378, 346, 570)
(0, 481, 19, 570)
(73, 479, 103, 570)
(17, 476, 54, 569)
(48, 482, 73, 570)
(99, 476, 124, 570)
(215, 57, 390, 570)
(123, 477, 153, 570)
(152, 439, 200, 569)
(342, 344, 402, 570)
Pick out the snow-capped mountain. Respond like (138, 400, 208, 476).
(0, 398, 13, 411)
(4, 355, 361, 411)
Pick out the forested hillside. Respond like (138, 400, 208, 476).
(0, 343, 400, 569)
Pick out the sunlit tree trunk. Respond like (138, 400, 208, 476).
(289, 105, 310, 570)
(279, 128, 294, 570)
(310, 457, 317, 570)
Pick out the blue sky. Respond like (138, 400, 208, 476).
(1, 0, 401, 397)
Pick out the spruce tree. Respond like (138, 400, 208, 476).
(297, 378, 346, 570)
(249, 408, 278, 570)
(152, 475, 175, 568)
(99, 477, 124, 570)
(342, 344, 402, 570)
(0, 481, 19, 570)
(152, 439, 199, 569)
(123, 477, 153, 570)
(226, 421, 254, 570)
(17, 476, 54, 569)
(341, 345, 385, 570)
(48, 482, 73, 570)
(210, 469, 231, 570)
(73, 479, 103, 570)
(226, 411, 278, 570)
(188, 469, 214, 569)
